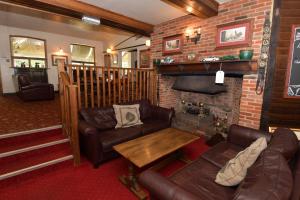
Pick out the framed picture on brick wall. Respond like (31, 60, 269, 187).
(140, 49, 150, 68)
(216, 19, 253, 49)
(162, 34, 183, 55)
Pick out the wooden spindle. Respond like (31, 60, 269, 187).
(122, 69, 126, 103)
(113, 68, 116, 104)
(108, 67, 111, 106)
(76, 67, 81, 109)
(90, 67, 94, 108)
(83, 66, 88, 108)
(118, 69, 121, 103)
(96, 68, 100, 107)
(102, 67, 106, 107)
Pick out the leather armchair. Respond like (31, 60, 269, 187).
(17, 74, 55, 101)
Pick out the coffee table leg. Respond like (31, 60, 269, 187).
(119, 163, 147, 200)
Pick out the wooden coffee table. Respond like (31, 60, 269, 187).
(113, 128, 199, 200)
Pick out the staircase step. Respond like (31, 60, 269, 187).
(0, 155, 73, 181)
(0, 138, 69, 158)
(0, 143, 72, 176)
(0, 129, 65, 154)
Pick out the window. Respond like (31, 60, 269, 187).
(70, 44, 95, 66)
(10, 36, 47, 68)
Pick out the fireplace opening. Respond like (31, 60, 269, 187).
(170, 76, 243, 140)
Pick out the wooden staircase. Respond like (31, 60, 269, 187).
(0, 127, 73, 181)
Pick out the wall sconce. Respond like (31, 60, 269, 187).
(56, 48, 64, 55)
(185, 27, 201, 44)
(106, 48, 112, 54)
(145, 39, 151, 47)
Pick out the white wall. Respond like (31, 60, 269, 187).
(0, 25, 104, 93)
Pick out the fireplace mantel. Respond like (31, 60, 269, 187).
(156, 60, 258, 76)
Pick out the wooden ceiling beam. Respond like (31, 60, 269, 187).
(161, 0, 219, 18)
(0, 0, 153, 36)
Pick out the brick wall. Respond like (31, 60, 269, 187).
(151, 0, 273, 129)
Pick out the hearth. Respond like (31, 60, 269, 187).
(169, 76, 243, 139)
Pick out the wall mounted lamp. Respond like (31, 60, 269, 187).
(185, 27, 201, 44)
(145, 40, 151, 47)
(106, 48, 112, 54)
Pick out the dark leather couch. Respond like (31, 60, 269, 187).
(139, 125, 300, 200)
(79, 100, 175, 168)
(17, 74, 55, 101)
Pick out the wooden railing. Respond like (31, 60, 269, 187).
(57, 64, 80, 166)
(65, 64, 157, 109)
(57, 62, 157, 165)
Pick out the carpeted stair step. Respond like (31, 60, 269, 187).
(0, 142, 73, 180)
(0, 129, 66, 155)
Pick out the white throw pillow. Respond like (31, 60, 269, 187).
(113, 104, 143, 128)
(215, 137, 267, 186)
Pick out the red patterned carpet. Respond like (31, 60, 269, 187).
(0, 138, 209, 200)
(0, 94, 61, 135)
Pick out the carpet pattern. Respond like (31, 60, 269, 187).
(0, 94, 61, 135)
(0, 138, 209, 200)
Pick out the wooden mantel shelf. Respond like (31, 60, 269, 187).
(156, 60, 258, 76)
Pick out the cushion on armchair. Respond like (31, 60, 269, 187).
(233, 150, 293, 200)
(215, 137, 267, 186)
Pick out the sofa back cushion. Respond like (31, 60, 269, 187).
(80, 107, 116, 130)
(268, 128, 299, 161)
(233, 150, 293, 200)
(120, 99, 152, 120)
(18, 74, 31, 87)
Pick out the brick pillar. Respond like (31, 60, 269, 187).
(238, 75, 263, 129)
(158, 75, 180, 109)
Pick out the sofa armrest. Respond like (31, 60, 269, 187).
(139, 170, 201, 200)
(227, 124, 271, 148)
(79, 120, 98, 136)
(151, 106, 174, 125)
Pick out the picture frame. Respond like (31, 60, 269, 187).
(162, 34, 183, 55)
(284, 25, 300, 98)
(139, 49, 150, 68)
(216, 19, 253, 49)
(51, 54, 68, 66)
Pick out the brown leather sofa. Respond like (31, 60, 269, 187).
(17, 74, 55, 101)
(139, 125, 300, 200)
(79, 100, 175, 168)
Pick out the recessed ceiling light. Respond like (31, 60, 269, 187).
(82, 15, 101, 25)
(186, 6, 193, 13)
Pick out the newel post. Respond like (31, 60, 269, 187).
(57, 60, 67, 136)
(68, 85, 80, 166)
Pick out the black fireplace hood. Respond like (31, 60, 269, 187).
(172, 76, 227, 95)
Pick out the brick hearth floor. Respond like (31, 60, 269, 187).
(0, 94, 61, 135)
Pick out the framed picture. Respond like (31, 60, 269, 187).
(52, 55, 68, 66)
(162, 34, 183, 55)
(140, 49, 150, 68)
(216, 19, 253, 49)
(284, 25, 300, 98)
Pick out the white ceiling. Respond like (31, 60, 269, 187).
(79, 0, 232, 25)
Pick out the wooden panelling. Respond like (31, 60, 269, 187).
(267, 0, 300, 128)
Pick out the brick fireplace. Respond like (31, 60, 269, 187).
(150, 0, 272, 130)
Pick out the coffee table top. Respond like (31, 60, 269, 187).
(113, 128, 199, 168)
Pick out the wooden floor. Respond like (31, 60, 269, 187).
(0, 94, 61, 135)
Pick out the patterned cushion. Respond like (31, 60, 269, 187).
(215, 137, 267, 186)
(113, 104, 143, 128)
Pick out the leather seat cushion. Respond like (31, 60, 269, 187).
(99, 126, 142, 152)
(170, 158, 236, 200)
(201, 142, 243, 168)
(141, 119, 169, 135)
(233, 150, 293, 200)
(80, 107, 117, 130)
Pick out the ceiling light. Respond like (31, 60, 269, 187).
(82, 15, 101, 25)
(145, 40, 151, 47)
(186, 6, 193, 13)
